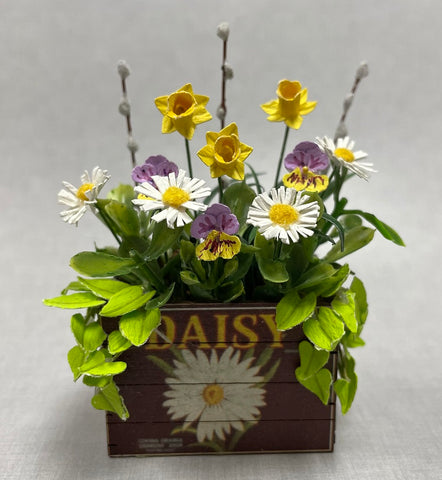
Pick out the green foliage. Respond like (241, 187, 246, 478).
(254, 233, 289, 283)
(91, 381, 129, 420)
(303, 307, 345, 351)
(43, 292, 105, 309)
(276, 291, 316, 330)
(222, 182, 256, 235)
(119, 308, 161, 346)
(324, 226, 375, 262)
(77, 277, 128, 299)
(107, 330, 132, 355)
(334, 350, 358, 414)
(70, 251, 136, 277)
(100, 286, 156, 317)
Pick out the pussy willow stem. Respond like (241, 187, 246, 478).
(184, 138, 193, 177)
(220, 38, 228, 129)
(120, 76, 137, 168)
(273, 125, 290, 188)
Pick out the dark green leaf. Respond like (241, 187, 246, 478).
(322, 212, 345, 250)
(144, 221, 183, 261)
(295, 263, 336, 290)
(222, 182, 256, 235)
(105, 200, 140, 237)
(254, 233, 289, 283)
(324, 226, 375, 262)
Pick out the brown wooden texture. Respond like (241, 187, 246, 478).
(105, 303, 337, 456)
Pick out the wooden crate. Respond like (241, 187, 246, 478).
(106, 303, 337, 456)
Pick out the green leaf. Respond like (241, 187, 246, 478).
(222, 182, 256, 235)
(322, 212, 345, 250)
(104, 200, 140, 237)
(254, 233, 289, 283)
(119, 308, 161, 346)
(83, 322, 107, 352)
(70, 251, 136, 277)
(276, 291, 316, 331)
(77, 277, 129, 300)
(67, 346, 85, 381)
(344, 210, 405, 246)
(61, 281, 89, 295)
(350, 276, 368, 327)
(107, 330, 132, 354)
(324, 226, 375, 262)
(83, 375, 112, 388)
(180, 270, 201, 286)
(179, 240, 196, 265)
(217, 280, 245, 303)
(100, 286, 156, 317)
(106, 183, 135, 204)
(334, 353, 358, 414)
(332, 290, 357, 333)
(79, 350, 127, 377)
(297, 368, 332, 405)
(318, 263, 350, 298)
(295, 263, 336, 290)
(295, 341, 330, 380)
(144, 221, 183, 261)
(43, 292, 105, 309)
(144, 283, 175, 310)
(91, 381, 129, 420)
(303, 307, 345, 351)
(71, 314, 86, 346)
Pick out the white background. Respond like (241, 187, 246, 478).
(1, 1, 441, 479)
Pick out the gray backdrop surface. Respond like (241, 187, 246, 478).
(1, 1, 441, 479)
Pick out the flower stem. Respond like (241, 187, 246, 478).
(185, 138, 193, 177)
(94, 202, 122, 246)
(273, 240, 282, 260)
(220, 38, 228, 129)
(218, 177, 224, 202)
(273, 125, 290, 188)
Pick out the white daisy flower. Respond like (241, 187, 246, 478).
(316, 136, 376, 180)
(247, 186, 320, 245)
(58, 166, 110, 225)
(163, 347, 266, 443)
(133, 169, 210, 228)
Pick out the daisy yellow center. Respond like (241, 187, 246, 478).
(162, 186, 190, 208)
(202, 384, 224, 406)
(269, 203, 299, 227)
(76, 183, 94, 201)
(334, 147, 355, 163)
(169, 91, 194, 116)
(215, 135, 236, 163)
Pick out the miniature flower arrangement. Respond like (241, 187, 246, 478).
(44, 23, 404, 435)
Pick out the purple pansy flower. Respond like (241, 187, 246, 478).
(132, 155, 179, 184)
(284, 141, 329, 173)
(191, 203, 239, 239)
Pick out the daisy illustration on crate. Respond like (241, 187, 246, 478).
(147, 345, 277, 451)
(44, 23, 404, 455)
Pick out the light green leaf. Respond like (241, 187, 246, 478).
(343, 209, 405, 246)
(83, 322, 107, 352)
(70, 251, 136, 277)
(43, 292, 105, 309)
(79, 350, 127, 377)
(83, 375, 112, 387)
(334, 353, 358, 414)
(276, 291, 316, 331)
(67, 346, 85, 381)
(61, 281, 89, 295)
(104, 200, 140, 237)
(100, 286, 156, 317)
(324, 226, 375, 262)
(107, 330, 132, 355)
(106, 183, 135, 204)
(77, 277, 129, 300)
(91, 381, 129, 420)
(254, 233, 289, 283)
(297, 368, 332, 405)
(318, 263, 350, 298)
(296, 341, 330, 380)
(350, 276, 368, 327)
(332, 290, 357, 333)
(71, 314, 86, 346)
(303, 307, 345, 351)
(119, 308, 161, 346)
(295, 263, 336, 290)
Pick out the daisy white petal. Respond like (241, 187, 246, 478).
(247, 186, 320, 245)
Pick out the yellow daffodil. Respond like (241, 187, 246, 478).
(261, 80, 317, 130)
(195, 230, 241, 261)
(197, 123, 253, 180)
(155, 84, 212, 140)
(283, 166, 329, 193)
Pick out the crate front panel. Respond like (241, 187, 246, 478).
(106, 304, 337, 456)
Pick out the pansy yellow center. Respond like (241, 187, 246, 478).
(269, 203, 299, 228)
(162, 186, 190, 208)
(202, 384, 224, 406)
(76, 183, 94, 201)
(277, 80, 301, 101)
(334, 147, 355, 163)
(214, 135, 238, 163)
(168, 91, 194, 116)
